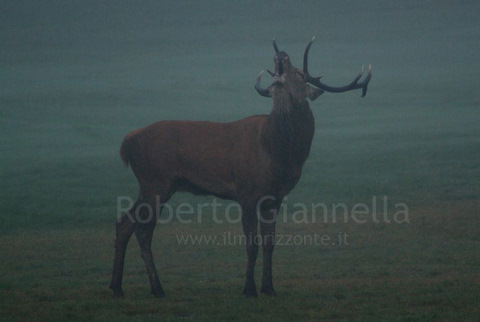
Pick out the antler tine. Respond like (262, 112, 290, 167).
(254, 70, 272, 97)
(361, 63, 373, 97)
(303, 36, 315, 75)
(304, 37, 372, 97)
(272, 38, 280, 53)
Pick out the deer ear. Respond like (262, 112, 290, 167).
(307, 85, 324, 101)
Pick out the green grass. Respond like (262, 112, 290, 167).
(1, 203, 479, 321)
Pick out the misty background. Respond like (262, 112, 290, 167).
(1, 1, 479, 230)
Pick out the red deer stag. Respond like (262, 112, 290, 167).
(110, 38, 372, 298)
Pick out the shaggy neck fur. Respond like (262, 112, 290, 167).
(263, 92, 315, 170)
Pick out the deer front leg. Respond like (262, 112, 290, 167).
(241, 206, 259, 297)
(259, 201, 279, 296)
(260, 220, 276, 296)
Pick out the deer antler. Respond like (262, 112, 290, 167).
(254, 70, 272, 97)
(303, 37, 372, 97)
(272, 38, 280, 53)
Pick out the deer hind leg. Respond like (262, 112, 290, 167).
(134, 194, 171, 298)
(110, 201, 139, 297)
(241, 203, 259, 297)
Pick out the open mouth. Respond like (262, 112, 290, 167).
(267, 61, 283, 79)
(266, 53, 288, 81)
(273, 52, 288, 78)
(275, 62, 284, 78)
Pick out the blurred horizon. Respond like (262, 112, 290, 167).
(1, 1, 479, 229)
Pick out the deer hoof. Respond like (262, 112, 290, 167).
(260, 287, 277, 296)
(242, 288, 258, 298)
(151, 289, 166, 298)
(112, 289, 125, 299)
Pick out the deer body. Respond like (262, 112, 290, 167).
(110, 39, 371, 298)
(121, 111, 313, 201)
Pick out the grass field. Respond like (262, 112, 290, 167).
(1, 1, 479, 320)
(1, 203, 479, 320)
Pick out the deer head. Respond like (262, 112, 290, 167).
(255, 37, 372, 102)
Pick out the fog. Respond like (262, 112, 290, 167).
(1, 1, 479, 225)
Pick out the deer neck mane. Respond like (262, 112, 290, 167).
(263, 98, 315, 168)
